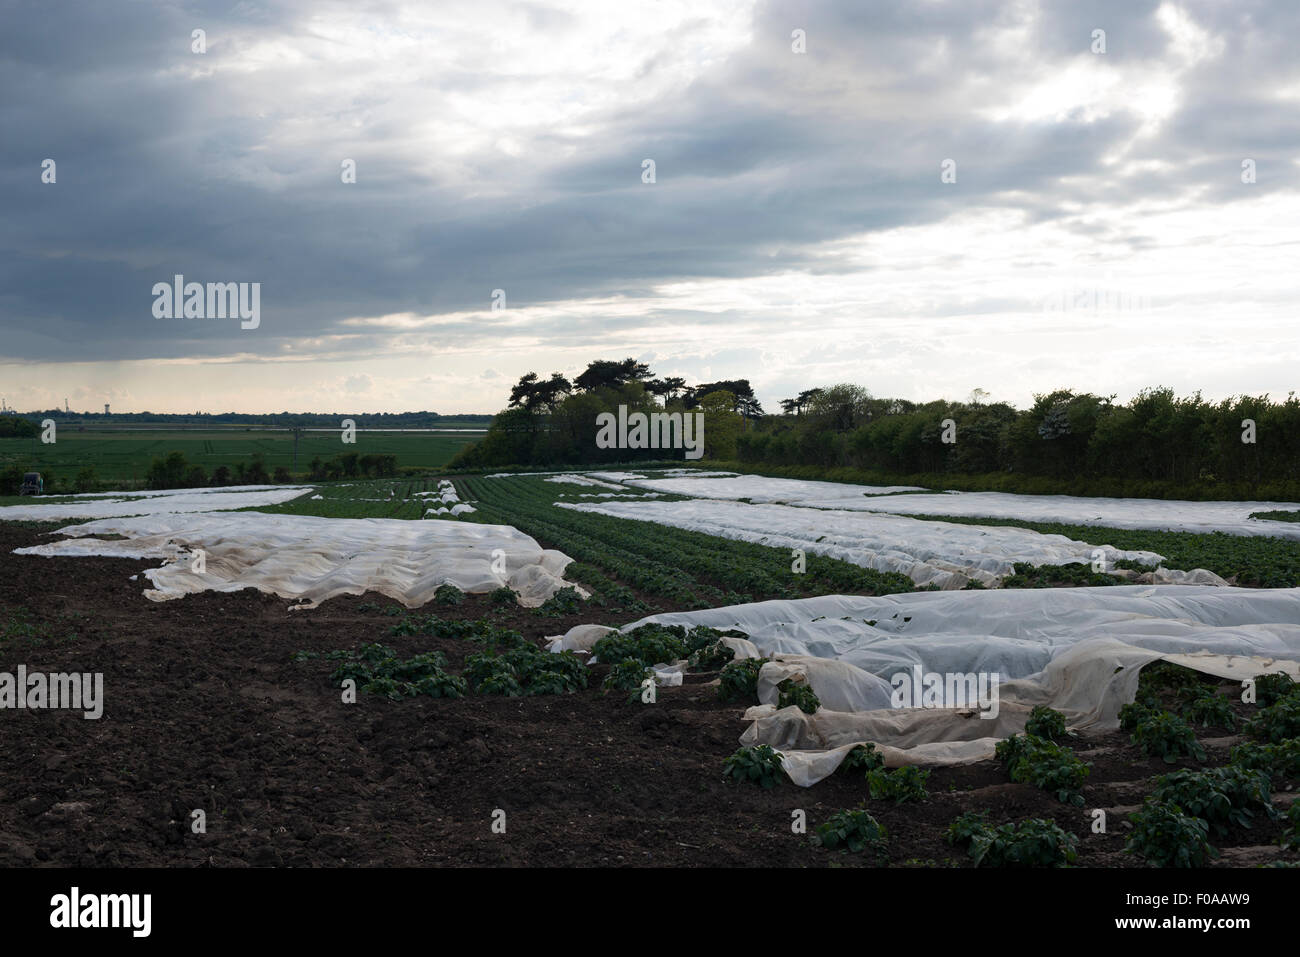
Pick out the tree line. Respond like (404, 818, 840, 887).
(450, 358, 758, 468)
(454, 366, 1300, 499)
(738, 385, 1300, 499)
(143, 450, 399, 489)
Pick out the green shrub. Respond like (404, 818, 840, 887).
(1118, 700, 1155, 732)
(534, 585, 584, 617)
(357, 642, 399, 663)
(603, 657, 653, 693)
(387, 615, 525, 648)
(1252, 672, 1297, 707)
(478, 672, 524, 696)
(949, 817, 1078, 868)
(386, 651, 449, 682)
(1180, 687, 1236, 729)
(488, 586, 518, 606)
(688, 640, 735, 671)
(777, 678, 820, 714)
(682, 625, 748, 656)
(717, 657, 769, 703)
(1229, 739, 1300, 780)
(839, 743, 885, 775)
(814, 809, 888, 854)
(592, 624, 689, 668)
(866, 765, 929, 804)
(463, 651, 510, 690)
(361, 676, 411, 700)
(329, 659, 379, 687)
(1149, 767, 1276, 836)
(1138, 661, 1207, 697)
(1130, 711, 1206, 764)
(326, 644, 465, 699)
(1024, 705, 1070, 742)
(502, 645, 586, 693)
(1126, 802, 1217, 867)
(433, 583, 464, 606)
(1280, 802, 1300, 851)
(465, 644, 587, 696)
(946, 811, 990, 848)
(1245, 695, 1300, 743)
(723, 745, 786, 788)
(410, 672, 467, 698)
(995, 734, 1091, 805)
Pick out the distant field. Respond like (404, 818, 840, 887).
(0, 428, 481, 486)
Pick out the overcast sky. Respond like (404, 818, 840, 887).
(2, 0, 1298, 414)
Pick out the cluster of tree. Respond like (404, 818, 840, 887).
(452, 358, 759, 468)
(0, 416, 37, 438)
(307, 452, 398, 480)
(0, 464, 97, 496)
(740, 385, 1300, 496)
(145, 451, 297, 490)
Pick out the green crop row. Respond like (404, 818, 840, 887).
(457, 474, 919, 608)
(900, 514, 1300, 587)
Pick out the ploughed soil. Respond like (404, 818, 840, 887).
(0, 521, 1296, 868)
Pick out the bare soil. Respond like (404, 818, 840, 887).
(0, 522, 1296, 868)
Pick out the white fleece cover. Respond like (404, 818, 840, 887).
(0, 485, 312, 521)
(556, 498, 1182, 588)
(620, 474, 927, 501)
(545, 475, 627, 490)
(605, 586, 1300, 783)
(14, 511, 580, 609)
(859, 490, 1300, 538)
(608, 474, 1300, 538)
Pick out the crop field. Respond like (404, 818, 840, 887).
(897, 515, 1300, 588)
(0, 428, 480, 486)
(2, 468, 1300, 875)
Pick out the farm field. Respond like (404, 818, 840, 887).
(1, 521, 1298, 868)
(3, 470, 1300, 869)
(0, 428, 481, 487)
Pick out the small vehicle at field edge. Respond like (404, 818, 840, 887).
(19, 472, 43, 495)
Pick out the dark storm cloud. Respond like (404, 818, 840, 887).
(2, 0, 1298, 363)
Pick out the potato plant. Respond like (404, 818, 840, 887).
(1129, 711, 1206, 764)
(813, 809, 888, 854)
(995, 733, 1091, 805)
(866, 765, 929, 804)
(722, 745, 786, 788)
(777, 678, 820, 714)
(1126, 802, 1217, 868)
(1149, 767, 1275, 836)
(947, 815, 1078, 868)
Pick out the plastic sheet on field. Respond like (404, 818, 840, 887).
(597, 473, 1300, 539)
(0, 485, 313, 521)
(556, 498, 1188, 588)
(595, 586, 1300, 783)
(619, 474, 927, 501)
(15, 511, 581, 609)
